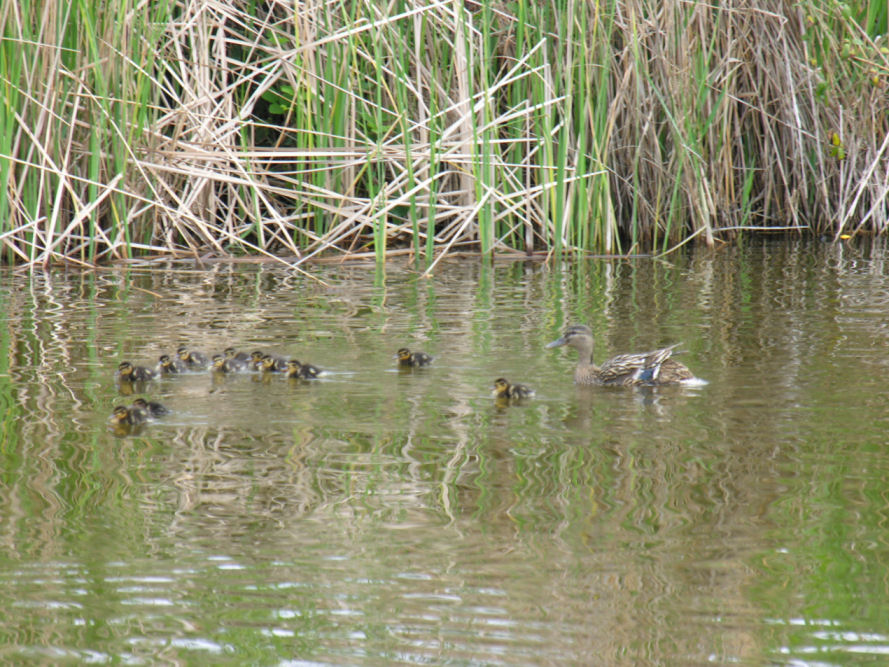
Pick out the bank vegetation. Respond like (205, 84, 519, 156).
(2, 0, 887, 270)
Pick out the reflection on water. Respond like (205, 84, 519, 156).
(2, 239, 889, 662)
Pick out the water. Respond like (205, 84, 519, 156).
(1, 238, 888, 664)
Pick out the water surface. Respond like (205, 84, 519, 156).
(1, 239, 888, 664)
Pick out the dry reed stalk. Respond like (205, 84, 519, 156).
(0, 0, 886, 267)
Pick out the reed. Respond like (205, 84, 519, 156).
(1, 0, 886, 268)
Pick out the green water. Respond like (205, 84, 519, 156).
(1, 239, 888, 664)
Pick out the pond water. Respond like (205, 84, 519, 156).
(1, 238, 889, 664)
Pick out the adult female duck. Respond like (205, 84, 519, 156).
(546, 324, 702, 386)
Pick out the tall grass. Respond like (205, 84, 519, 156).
(1, 0, 887, 268)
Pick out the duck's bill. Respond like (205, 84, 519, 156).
(545, 338, 566, 349)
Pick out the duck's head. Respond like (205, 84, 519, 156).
(223, 347, 237, 358)
(251, 350, 264, 363)
(492, 378, 510, 397)
(159, 354, 171, 364)
(262, 354, 276, 370)
(396, 348, 412, 362)
(546, 325, 594, 351)
(286, 359, 301, 373)
(118, 361, 133, 375)
(109, 405, 129, 424)
(211, 354, 226, 370)
(176, 345, 189, 360)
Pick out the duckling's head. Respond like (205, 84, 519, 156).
(109, 405, 130, 424)
(159, 354, 171, 364)
(251, 350, 264, 362)
(176, 345, 189, 360)
(492, 378, 510, 397)
(224, 347, 237, 359)
(211, 354, 225, 370)
(118, 361, 133, 375)
(396, 348, 412, 362)
(261, 354, 276, 369)
(286, 359, 301, 373)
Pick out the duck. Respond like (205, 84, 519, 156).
(286, 359, 322, 379)
(109, 404, 148, 426)
(492, 378, 536, 399)
(546, 324, 697, 386)
(260, 353, 288, 373)
(211, 353, 245, 373)
(131, 398, 170, 417)
(116, 361, 156, 382)
(296, 360, 323, 378)
(177, 345, 209, 370)
(224, 347, 251, 364)
(249, 350, 267, 371)
(395, 347, 433, 367)
(157, 354, 187, 374)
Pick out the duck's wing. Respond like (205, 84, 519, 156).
(598, 344, 681, 385)
(653, 358, 695, 383)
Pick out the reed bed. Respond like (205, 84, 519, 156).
(1, 0, 887, 269)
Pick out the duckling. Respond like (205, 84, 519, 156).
(296, 359, 322, 378)
(249, 350, 267, 371)
(260, 353, 288, 373)
(211, 353, 244, 373)
(116, 361, 156, 382)
(224, 347, 251, 364)
(395, 347, 434, 368)
(177, 345, 209, 370)
(286, 359, 323, 379)
(157, 354, 187, 375)
(131, 398, 170, 418)
(223, 348, 251, 370)
(109, 404, 147, 426)
(492, 377, 536, 399)
(546, 324, 698, 386)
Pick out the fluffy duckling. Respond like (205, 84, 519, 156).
(117, 361, 156, 382)
(260, 353, 288, 373)
(396, 347, 434, 368)
(213, 348, 249, 372)
(177, 345, 209, 370)
(492, 377, 536, 400)
(296, 359, 322, 378)
(286, 359, 322, 379)
(109, 404, 148, 426)
(249, 350, 266, 371)
(157, 354, 187, 375)
(131, 398, 170, 418)
(546, 324, 699, 386)
(224, 347, 250, 364)
(212, 353, 244, 373)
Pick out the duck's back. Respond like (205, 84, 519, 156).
(586, 344, 685, 386)
(652, 358, 695, 383)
